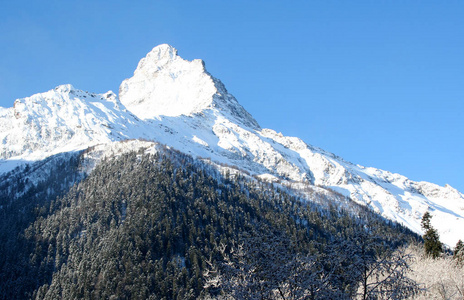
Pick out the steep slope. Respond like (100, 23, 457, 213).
(0, 145, 419, 299)
(0, 44, 462, 246)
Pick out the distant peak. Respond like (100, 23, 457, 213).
(148, 44, 178, 59)
(135, 44, 182, 72)
(54, 84, 75, 93)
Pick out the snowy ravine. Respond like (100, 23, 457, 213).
(1, 44, 463, 247)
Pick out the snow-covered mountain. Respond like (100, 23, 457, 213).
(1, 44, 463, 247)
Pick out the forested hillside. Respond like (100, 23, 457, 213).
(0, 146, 421, 299)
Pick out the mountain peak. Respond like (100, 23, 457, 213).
(151, 43, 178, 55)
(137, 44, 180, 69)
(54, 84, 76, 93)
(119, 44, 259, 128)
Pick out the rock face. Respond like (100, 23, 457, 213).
(1, 44, 463, 247)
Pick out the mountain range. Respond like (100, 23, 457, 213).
(1, 44, 462, 247)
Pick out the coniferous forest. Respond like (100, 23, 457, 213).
(0, 146, 438, 299)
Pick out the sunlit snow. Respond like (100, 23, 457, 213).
(1, 44, 462, 247)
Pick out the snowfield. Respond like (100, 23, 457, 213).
(1, 44, 463, 247)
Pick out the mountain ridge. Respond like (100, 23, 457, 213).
(1, 44, 462, 247)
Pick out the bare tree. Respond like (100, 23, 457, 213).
(328, 230, 420, 300)
(406, 244, 464, 300)
(204, 228, 348, 299)
(354, 247, 420, 299)
(204, 226, 419, 300)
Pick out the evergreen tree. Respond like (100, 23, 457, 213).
(421, 212, 442, 259)
(454, 239, 464, 264)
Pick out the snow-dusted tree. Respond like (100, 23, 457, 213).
(354, 246, 420, 299)
(204, 225, 420, 299)
(406, 243, 464, 299)
(454, 239, 464, 264)
(203, 228, 348, 299)
(332, 230, 420, 300)
(289, 251, 348, 299)
(421, 212, 442, 259)
(204, 240, 280, 298)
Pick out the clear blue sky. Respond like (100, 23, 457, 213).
(1, 1, 463, 192)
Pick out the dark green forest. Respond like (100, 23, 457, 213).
(0, 146, 420, 299)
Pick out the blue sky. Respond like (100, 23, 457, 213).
(1, 1, 463, 191)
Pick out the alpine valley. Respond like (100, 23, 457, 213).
(1, 44, 463, 299)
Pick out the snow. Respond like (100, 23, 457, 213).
(79, 140, 158, 174)
(120, 44, 260, 130)
(119, 45, 216, 119)
(192, 135, 209, 147)
(1, 44, 463, 247)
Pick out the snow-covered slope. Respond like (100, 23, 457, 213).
(1, 44, 463, 247)
(0, 84, 158, 163)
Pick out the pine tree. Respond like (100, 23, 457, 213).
(421, 212, 442, 259)
(454, 239, 464, 264)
